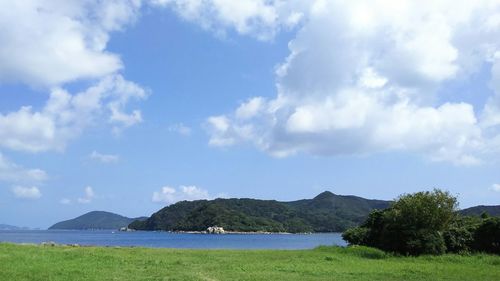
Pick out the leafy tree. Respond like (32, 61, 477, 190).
(343, 189, 458, 255)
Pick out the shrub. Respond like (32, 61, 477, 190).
(342, 189, 458, 256)
(404, 230, 446, 256)
(443, 226, 474, 253)
(342, 227, 369, 245)
(473, 217, 500, 254)
(443, 216, 480, 253)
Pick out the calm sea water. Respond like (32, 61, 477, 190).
(0, 230, 346, 249)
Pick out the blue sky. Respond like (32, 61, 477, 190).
(1, 1, 500, 228)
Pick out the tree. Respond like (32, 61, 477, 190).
(343, 189, 458, 255)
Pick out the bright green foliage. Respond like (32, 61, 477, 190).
(1, 243, 500, 281)
(130, 191, 391, 233)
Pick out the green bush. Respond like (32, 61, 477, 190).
(343, 189, 458, 256)
(404, 230, 446, 256)
(473, 217, 500, 254)
(342, 227, 369, 245)
(443, 216, 480, 253)
(343, 189, 500, 256)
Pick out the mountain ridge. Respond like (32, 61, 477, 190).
(459, 205, 500, 217)
(129, 191, 392, 233)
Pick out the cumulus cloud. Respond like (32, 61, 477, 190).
(151, 0, 284, 40)
(202, 0, 500, 165)
(11, 186, 42, 200)
(77, 186, 95, 204)
(0, 1, 148, 156)
(0, 75, 148, 153)
(0, 153, 48, 184)
(0, 0, 141, 87)
(491, 184, 500, 192)
(90, 151, 120, 164)
(168, 123, 192, 136)
(152, 185, 211, 204)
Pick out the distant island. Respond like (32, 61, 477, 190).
(0, 224, 33, 231)
(49, 211, 147, 230)
(129, 191, 392, 233)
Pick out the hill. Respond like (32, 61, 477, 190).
(129, 191, 391, 233)
(459, 205, 500, 217)
(49, 211, 147, 230)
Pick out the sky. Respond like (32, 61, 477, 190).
(1, 0, 500, 228)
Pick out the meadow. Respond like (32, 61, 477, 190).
(1, 243, 499, 281)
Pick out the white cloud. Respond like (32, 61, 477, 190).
(0, 153, 48, 184)
(0, 0, 141, 87)
(60, 198, 72, 205)
(491, 184, 500, 192)
(77, 186, 95, 204)
(90, 151, 120, 164)
(11, 186, 42, 200)
(236, 97, 265, 120)
(204, 0, 500, 165)
(0, 75, 148, 153)
(152, 185, 210, 204)
(168, 123, 192, 136)
(0, 1, 148, 155)
(151, 0, 281, 40)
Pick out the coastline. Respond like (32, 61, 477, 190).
(168, 230, 312, 235)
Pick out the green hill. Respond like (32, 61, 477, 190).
(129, 191, 391, 233)
(49, 211, 147, 230)
(459, 205, 500, 217)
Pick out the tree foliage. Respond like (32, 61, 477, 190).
(343, 189, 500, 255)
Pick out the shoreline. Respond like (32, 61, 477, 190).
(168, 230, 312, 235)
(1, 228, 335, 235)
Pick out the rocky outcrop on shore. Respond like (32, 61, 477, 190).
(207, 226, 225, 234)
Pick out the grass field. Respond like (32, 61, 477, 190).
(1, 243, 499, 281)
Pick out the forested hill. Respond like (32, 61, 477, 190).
(129, 191, 392, 233)
(459, 205, 500, 217)
(49, 211, 147, 230)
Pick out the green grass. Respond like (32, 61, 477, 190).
(1, 243, 499, 281)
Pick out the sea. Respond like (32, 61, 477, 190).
(0, 230, 346, 249)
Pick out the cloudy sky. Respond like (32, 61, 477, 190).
(1, 0, 500, 228)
